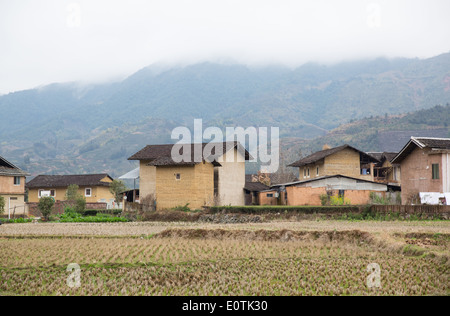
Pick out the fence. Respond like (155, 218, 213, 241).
(369, 204, 450, 218)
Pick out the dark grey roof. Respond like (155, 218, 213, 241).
(289, 145, 379, 168)
(0, 156, 29, 176)
(392, 137, 450, 164)
(26, 174, 113, 189)
(128, 142, 251, 166)
(244, 181, 270, 192)
(367, 152, 398, 165)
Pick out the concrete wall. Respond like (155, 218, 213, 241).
(442, 153, 450, 193)
(0, 175, 26, 195)
(400, 147, 444, 204)
(216, 149, 246, 206)
(139, 161, 157, 201)
(1, 194, 26, 216)
(0, 175, 27, 216)
(155, 162, 214, 210)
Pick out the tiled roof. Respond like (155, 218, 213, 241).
(392, 137, 450, 164)
(0, 156, 29, 176)
(413, 137, 450, 150)
(128, 142, 251, 166)
(26, 174, 113, 189)
(244, 181, 270, 192)
(289, 145, 379, 168)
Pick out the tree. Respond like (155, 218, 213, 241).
(38, 197, 54, 220)
(65, 184, 80, 201)
(0, 196, 5, 215)
(65, 184, 86, 213)
(109, 180, 128, 205)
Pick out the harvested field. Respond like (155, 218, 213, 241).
(0, 220, 449, 296)
(0, 220, 448, 237)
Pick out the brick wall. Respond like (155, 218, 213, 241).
(28, 201, 107, 217)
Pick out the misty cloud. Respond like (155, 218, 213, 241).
(1, 0, 449, 94)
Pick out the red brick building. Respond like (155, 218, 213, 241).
(392, 137, 450, 205)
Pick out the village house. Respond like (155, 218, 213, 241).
(259, 175, 388, 206)
(391, 137, 450, 205)
(26, 174, 116, 206)
(288, 144, 380, 182)
(128, 142, 250, 210)
(244, 175, 270, 205)
(0, 155, 29, 216)
(367, 152, 401, 185)
(251, 144, 392, 206)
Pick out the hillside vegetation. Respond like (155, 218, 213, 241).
(0, 53, 449, 176)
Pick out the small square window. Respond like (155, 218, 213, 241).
(85, 188, 92, 197)
(175, 173, 181, 180)
(14, 177, 21, 185)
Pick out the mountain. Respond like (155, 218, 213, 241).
(0, 53, 449, 177)
(279, 104, 450, 169)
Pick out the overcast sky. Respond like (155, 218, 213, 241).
(1, 0, 449, 94)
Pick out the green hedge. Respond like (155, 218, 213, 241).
(208, 205, 364, 215)
(76, 209, 122, 216)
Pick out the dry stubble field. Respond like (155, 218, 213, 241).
(0, 220, 449, 296)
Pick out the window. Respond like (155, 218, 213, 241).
(85, 188, 92, 197)
(175, 173, 181, 180)
(338, 190, 345, 198)
(316, 167, 319, 176)
(50, 190, 55, 197)
(267, 194, 274, 198)
(14, 177, 21, 185)
(303, 168, 306, 178)
(307, 168, 310, 178)
(432, 164, 439, 180)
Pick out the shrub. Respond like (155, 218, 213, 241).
(0, 196, 5, 215)
(207, 205, 362, 215)
(329, 196, 351, 206)
(319, 194, 329, 206)
(38, 197, 55, 220)
(173, 203, 191, 212)
(109, 180, 128, 205)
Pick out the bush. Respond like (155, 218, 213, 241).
(0, 196, 5, 215)
(59, 215, 128, 223)
(0, 218, 34, 224)
(208, 205, 362, 215)
(173, 204, 191, 212)
(38, 197, 55, 220)
(329, 196, 351, 206)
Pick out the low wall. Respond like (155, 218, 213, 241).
(28, 201, 107, 217)
(370, 205, 450, 219)
(207, 204, 450, 220)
